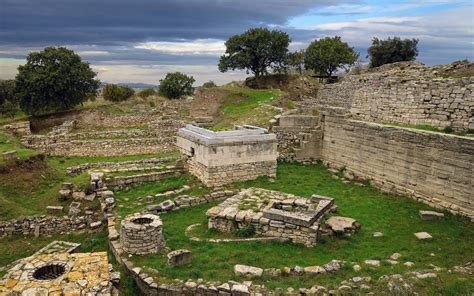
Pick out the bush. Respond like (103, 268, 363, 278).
(367, 37, 419, 68)
(158, 72, 195, 99)
(202, 81, 217, 88)
(103, 84, 135, 102)
(15, 47, 99, 115)
(0, 100, 17, 118)
(0, 80, 18, 106)
(137, 88, 156, 98)
(234, 225, 256, 238)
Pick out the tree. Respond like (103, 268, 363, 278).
(219, 28, 290, 78)
(287, 50, 305, 75)
(305, 36, 359, 78)
(367, 37, 419, 68)
(0, 80, 18, 106)
(103, 84, 135, 102)
(0, 80, 19, 118)
(159, 72, 195, 99)
(202, 81, 217, 88)
(137, 88, 156, 98)
(15, 47, 99, 116)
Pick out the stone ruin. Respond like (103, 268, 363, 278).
(120, 213, 165, 255)
(176, 124, 278, 187)
(206, 188, 334, 247)
(0, 252, 113, 295)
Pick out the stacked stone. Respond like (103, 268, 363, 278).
(67, 156, 178, 176)
(0, 214, 98, 238)
(311, 61, 473, 131)
(189, 160, 277, 187)
(120, 213, 165, 255)
(206, 188, 334, 247)
(105, 168, 184, 188)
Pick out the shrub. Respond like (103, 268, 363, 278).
(15, 47, 99, 115)
(235, 225, 256, 238)
(367, 37, 419, 68)
(202, 81, 217, 88)
(103, 84, 135, 102)
(137, 88, 156, 98)
(158, 72, 195, 99)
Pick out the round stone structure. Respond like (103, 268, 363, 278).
(120, 213, 165, 255)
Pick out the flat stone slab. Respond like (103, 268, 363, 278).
(234, 264, 263, 278)
(415, 232, 433, 240)
(419, 210, 444, 220)
(325, 216, 360, 234)
(46, 206, 64, 213)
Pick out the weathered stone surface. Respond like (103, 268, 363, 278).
(373, 232, 384, 238)
(46, 206, 64, 213)
(2, 150, 18, 161)
(234, 264, 263, 278)
(304, 266, 326, 274)
(176, 125, 277, 187)
(419, 210, 445, 220)
(167, 249, 192, 267)
(365, 260, 380, 267)
(120, 213, 165, 255)
(325, 216, 360, 234)
(415, 232, 433, 240)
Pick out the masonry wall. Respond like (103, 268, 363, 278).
(309, 62, 474, 130)
(321, 114, 474, 219)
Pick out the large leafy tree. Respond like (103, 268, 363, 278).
(15, 47, 99, 116)
(287, 50, 305, 75)
(219, 28, 290, 78)
(367, 37, 419, 68)
(305, 36, 359, 78)
(0, 80, 17, 106)
(158, 72, 195, 99)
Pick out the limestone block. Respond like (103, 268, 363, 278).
(167, 249, 192, 267)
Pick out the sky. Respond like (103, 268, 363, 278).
(0, 0, 473, 85)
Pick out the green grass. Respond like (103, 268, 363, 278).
(113, 174, 212, 219)
(0, 131, 38, 165)
(213, 86, 284, 130)
(131, 163, 474, 293)
(0, 231, 108, 269)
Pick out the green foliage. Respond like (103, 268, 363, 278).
(234, 225, 256, 238)
(137, 88, 156, 98)
(0, 80, 18, 106)
(202, 81, 217, 88)
(15, 47, 99, 116)
(159, 72, 195, 99)
(219, 28, 290, 78)
(368, 37, 419, 68)
(305, 36, 359, 77)
(0, 100, 17, 118)
(287, 50, 305, 74)
(103, 84, 135, 102)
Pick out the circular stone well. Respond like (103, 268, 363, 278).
(32, 264, 66, 281)
(120, 213, 165, 255)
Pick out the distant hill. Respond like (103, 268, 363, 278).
(100, 82, 158, 89)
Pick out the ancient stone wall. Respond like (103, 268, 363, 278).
(0, 214, 99, 238)
(176, 125, 278, 186)
(105, 169, 185, 188)
(321, 112, 474, 219)
(306, 62, 474, 131)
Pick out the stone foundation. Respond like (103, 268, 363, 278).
(206, 188, 334, 247)
(176, 124, 278, 187)
(0, 252, 113, 295)
(120, 213, 165, 255)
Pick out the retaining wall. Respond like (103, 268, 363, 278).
(321, 113, 474, 219)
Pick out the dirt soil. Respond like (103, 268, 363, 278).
(190, 88, 230, 119)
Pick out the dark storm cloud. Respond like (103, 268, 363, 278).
(0, 0, 349, 46)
